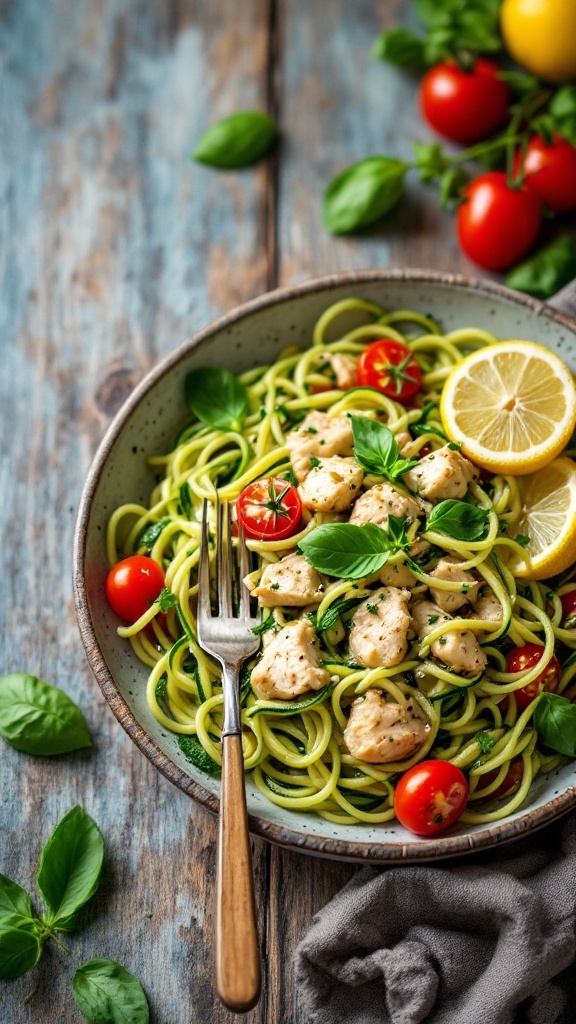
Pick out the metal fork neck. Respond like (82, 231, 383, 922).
(220, 661, 243, 737)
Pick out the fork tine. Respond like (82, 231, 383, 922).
(198, 498, 212, 623)
(217, 499, 234, 617)
(237, 518, 253, 620)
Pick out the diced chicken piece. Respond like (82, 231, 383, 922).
(349, 482, 426, 530)
(379, 560, 417, 588)
(251, 554, 326, 607)
(299, 456, 363, 513)
(286, 411, 353, 482)
(348, 587, 412, 669)
(471, 588, 504, 623)
(403, 445, 479, 503)
(412, 599, 487, 677)
(344, 690, 430, 764)
(326, 352, 357, 390)
(251, 618, 330, 700)
(428, 556, 479, 614)
(395, 430, 414, 456)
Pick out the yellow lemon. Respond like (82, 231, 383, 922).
(508, 457, 576, 579)
(501, 0, 576, 84)
(440, 340, 576, 475)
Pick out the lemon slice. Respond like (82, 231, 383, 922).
(509, 457, 576, 580)
(440, 340, 576, 474)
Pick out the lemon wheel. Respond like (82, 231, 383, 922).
(440, 340, 576, 475)
(508, 457, 576, 580)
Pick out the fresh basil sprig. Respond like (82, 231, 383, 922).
(375, 0, 502, 68)
(185, 367, 248, 431)
(323, 157, 409, 235)
(193, 111, 277, 169)
(0, 674, 91, 756)
(350, 416, 419, 481)
(426, 500, 489, 541)
(505, 236, 576, 301)
(72, 959, 150, 1024)
(299, 517, 410, 580)
(534, 693, 576, 757)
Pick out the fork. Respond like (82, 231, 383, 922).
(197, 497, 262, 1012)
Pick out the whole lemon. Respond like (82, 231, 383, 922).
(501, 0, 576, 84)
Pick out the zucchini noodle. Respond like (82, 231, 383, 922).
(107, 298, 576, 829)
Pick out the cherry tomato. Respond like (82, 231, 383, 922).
(394, 760, 468, 836)
(357, 340, 422, 403)
(236, 477, 302, 540)
(505, 643, 560, 711)
(456, 172, 541, 271)
(480, 758, 524, 801)
(513, 135, 576, 213)
(420, 59, 510, 145)
(561, 589, 576, 629)
(106, 555, 165, 623)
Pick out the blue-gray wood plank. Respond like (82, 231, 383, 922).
(0, 1, 468, 1021)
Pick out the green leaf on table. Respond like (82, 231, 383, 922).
(505, 236, 576, 301)
(0, 922, 43, 980)
(373, 28, 425, 67)
(350, 416, 419, 481)
(0, 874, 35, 923)
(71, 959, 150, 1024)
(426, 499, 489, 541)
(193, 111, 277, 169)
(299, 521, 409, 580)
(185, 367, 248, 431)
(0, 674, 91, 756)
(534, 693, 576, 757)
(36, 806, 104, 932)
(323, 157, 408, 235)
(178, 735, 221, 777)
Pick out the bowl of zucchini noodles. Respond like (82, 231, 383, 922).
(74, 269, 576, 862)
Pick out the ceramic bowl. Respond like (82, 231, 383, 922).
(73, 269, 576, 862)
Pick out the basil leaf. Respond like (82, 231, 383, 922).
(185, 367, 248, 431)
(426, 499, 489, 541)
(317, 596, 364, 632)
(0, 674, 91, 756)
(350, 417, 419, 481)
(299, 522, 393, 579)
(323, 157, 408, 235)
(71, 959, 149, 1024)
(0, 874, 35, 923)
(505, 236, 576, 301)
(475, 730, 495, 754)
(373, 28, 425, 67)
(36, 806, 104, 932)
(193, 111, 276, 169)
(534, 693, 576, 757)
(0, 922, 43, 980)
(136, 518, 171, 554)
(178, 735, 221, 776)
(157, 587, 178, 613)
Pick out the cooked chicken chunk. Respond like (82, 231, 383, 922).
(379, 560, 417, 588)
(471, 588, 504, 623)
(251, 618, 330, 700)
(403, 445, 479, 503)
(250, 554, 326, 607)
(299, 456, 364, 513)
(348, 587, 412, 669)
(344, 690, 429, 764)
(428, 556, 479, 614)
(394, 430, 414, 456)
(349, 482, 426, 530)
(412, 599, 487, 677)
(326, 352, 357, 390)
(286, 411, 353, 482)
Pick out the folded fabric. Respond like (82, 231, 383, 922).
(295, 813, 576, 1024)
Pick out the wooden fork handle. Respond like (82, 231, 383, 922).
(216, 733, 261, 1012)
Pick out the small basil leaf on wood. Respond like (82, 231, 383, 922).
(185, 367, 248, 431)
(299, 521, 408, 580)
(71, 959, 150, 1024)
(178, 735, 221, 776)
(36, 806, 104, 932)
(193, 111, 277, 169)
(426, 500, 489, 541)
(505, 236, 576, 301)
(0, 674, 91, 756)
(0, 874, 36, 923)
(323, 157, 408, 235)
(373, 28, 425, 67)
(0, 922, 43, 980)
(534, 693, 576, 757)
(350, 416, 419, 481)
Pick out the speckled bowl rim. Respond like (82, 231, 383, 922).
(73, 268, 576, 863)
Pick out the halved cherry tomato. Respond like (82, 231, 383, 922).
(505, 643, 560, 711)
(479, 758, 524, 801)
(420, 59, 510, 145)
(561, 589, 576, 629)
(357, 340, 422, 403)
(513, 135, 576, 212)
(456, 172, 541, 271)
(106, 555, 165, 623)
(236, 476, 302, 540)
(394, 760, 468, 835)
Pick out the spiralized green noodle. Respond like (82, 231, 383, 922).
(107, 298, 576, 828)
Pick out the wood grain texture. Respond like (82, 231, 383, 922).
(0, 1, 476, 1022)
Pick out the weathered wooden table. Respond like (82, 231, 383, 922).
(1, 2, 477, 1021)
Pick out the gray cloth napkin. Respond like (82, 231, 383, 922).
(295, 814, 576, 1024)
